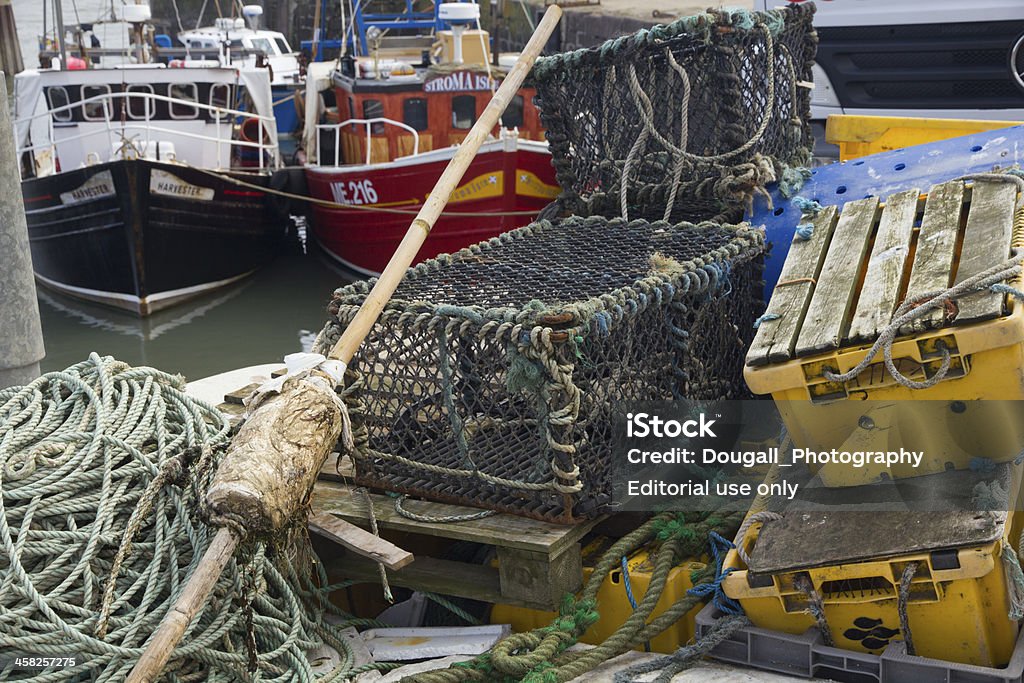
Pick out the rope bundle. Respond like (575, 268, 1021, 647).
(0, 354, 382, 681)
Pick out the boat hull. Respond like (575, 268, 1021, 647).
(304, 140, 559, 276)
(22, 159, 287, 316)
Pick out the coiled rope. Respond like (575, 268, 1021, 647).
(0, 354, 392, 681)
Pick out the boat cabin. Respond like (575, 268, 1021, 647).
(178, 18, 301, 87)
(14, 64, 279, 178)
(322, 56, 545, 167)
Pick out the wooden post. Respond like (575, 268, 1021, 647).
(125, 7, 562, 682)
(0, 74, 45, 389)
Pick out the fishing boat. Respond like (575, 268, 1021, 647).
(177, 5, 305, 152)
(301, 0, 558, 276)
(13, 1, 287, 316)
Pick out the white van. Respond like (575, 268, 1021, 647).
(754, 0, 1024, 154)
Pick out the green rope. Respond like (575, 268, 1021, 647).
(403, 510, 743, 683)
(0, 354, 393, 681)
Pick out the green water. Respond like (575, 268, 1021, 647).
(37, 244, 354, 381)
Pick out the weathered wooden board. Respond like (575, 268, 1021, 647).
(954, 180, 1017, 324)
(746, 205, 840, 366)
(846, 189, 921, 344)
(313, 480, 598, 555)
(308, 511, 414, 570)
(796, 197, 880, 356)
(332, 554, 508, 606)
(902, 180, 966, 333)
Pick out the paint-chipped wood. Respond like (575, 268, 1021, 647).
(745, 205, 840, 366)
(796, 197, 880, 356)
(314, 480, 599, 555)
(308, 511, 414, 570)
(846, 189, 920, 343)
(902, 181, 966, 333)
(954, 180, 1017, 324)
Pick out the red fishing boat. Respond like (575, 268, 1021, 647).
(301, 1, 558, 276)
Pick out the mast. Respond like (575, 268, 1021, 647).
(53, 0, 69, 69)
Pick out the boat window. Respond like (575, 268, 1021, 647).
(250, 37, 275, 55)
(81, 85, 112, 121)
(209, 83, 231, 119)
(362, 99, 385, 134)
(126, 84, 155, 120)
(169, 83, 199, 119)
(501, 94, 524, 129)
(47, 87, 72, 123)
(452, 95, 476, 130)
(274, 37, 291, 54)
(403, 98, 428, 131)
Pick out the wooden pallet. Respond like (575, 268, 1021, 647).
(212, 383, 601, 611)
(313, 480, 601, 611)
(747, 179, 1018, 367)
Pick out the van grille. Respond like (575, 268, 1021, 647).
(817, 20, 1024, 110)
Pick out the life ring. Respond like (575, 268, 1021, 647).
(239, 117, 269, 143)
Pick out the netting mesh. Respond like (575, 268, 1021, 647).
(531, 4, 817, 224)
(315, 217, 765, 523)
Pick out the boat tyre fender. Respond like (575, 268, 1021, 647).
(269, 168, 306, 218)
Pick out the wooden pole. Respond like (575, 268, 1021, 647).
(125, 7, 562, 682)
(328, 5, 563, 366)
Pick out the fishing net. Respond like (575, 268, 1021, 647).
(531, 4, 817, 224)
(315, 217, 765, 523)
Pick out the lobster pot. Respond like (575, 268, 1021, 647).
(317, 217, 766, 523)
(530, 4, 817, 224)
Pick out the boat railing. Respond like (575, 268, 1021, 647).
(16, 90, 280, 176)
(315, 117, 419, 167)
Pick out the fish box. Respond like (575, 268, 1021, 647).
(316, 216, 765, 523)
(721, 466, 1024, 667)
(744, 178, 1024, 485)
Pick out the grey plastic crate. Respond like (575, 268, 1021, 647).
(695, 603, 1024, 683)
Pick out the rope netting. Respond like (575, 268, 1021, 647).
(0, 354, 389, 681)
(315, 216, 765, 523)
(531, 4, 817, 224)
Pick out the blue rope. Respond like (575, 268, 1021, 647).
(620, 555, 652, 652)
(753, 313, 781, 329)
(621, 556, 639, 610)
(791, 196, 822, 215)
(687, 531, 744, 615)
(794, 223, 814, 241)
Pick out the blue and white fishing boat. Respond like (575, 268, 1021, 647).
(178, 5, 304, 153)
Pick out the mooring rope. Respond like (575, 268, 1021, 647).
(0, 354, 392, 681)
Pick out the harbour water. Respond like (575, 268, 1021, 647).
(13, 1, 355, 381)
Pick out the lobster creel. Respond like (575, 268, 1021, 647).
(315, 216, 766, 523)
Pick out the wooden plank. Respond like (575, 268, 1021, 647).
(954, 180, 1017, 324)
(796, 197, 881, 356)
(902, 180, 967, 333)
(309, 511, 415, 570)
(223, 382, 260, 405)
(313, 480, 600, 555)
(496, 545, 583, 608)
(331, 554, 511, 606)
(745, 205, 841, 366)
(846, 188, 921, 343)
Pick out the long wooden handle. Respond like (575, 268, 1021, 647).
(125, 11, 562, 683)
(127, 527, 239, 683)
(329, 5, 563, 365)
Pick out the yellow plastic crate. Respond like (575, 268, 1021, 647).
(826, 115, 1021, 161)
(721, 469, 1024, 667)
(746, 177, 1024, 484)
(491, 540, 706, 654)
